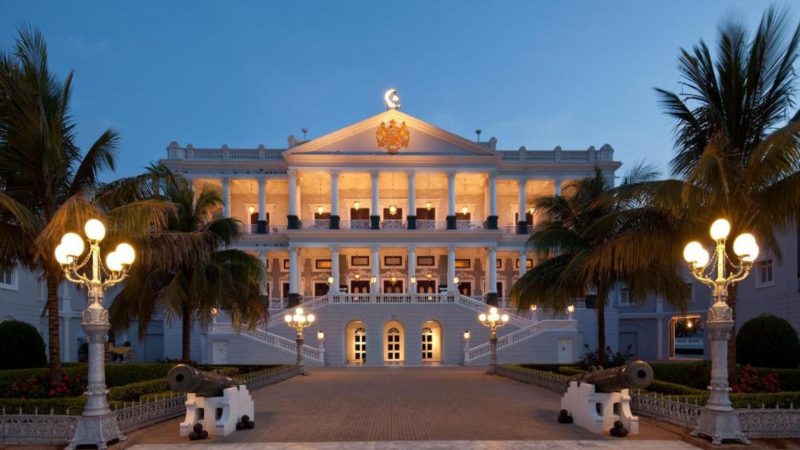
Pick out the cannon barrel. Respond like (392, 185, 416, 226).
(569, 360, 653, 393)
(167, 364, 239, 397)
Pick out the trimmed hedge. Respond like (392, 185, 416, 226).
(737, 315, 800, 369)
(0, 321, 46, 369)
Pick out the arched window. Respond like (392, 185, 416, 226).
(422, 327, 434, 360)
(354, 327, 366, 362)
(386, 327, 401, 361)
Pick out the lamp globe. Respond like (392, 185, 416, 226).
(61, 232, 85, 257)
(115, 243, 135, 265)
(710, 218, 731, 241)
(733, 233, 759, 262)
(84, 219, 106, 241)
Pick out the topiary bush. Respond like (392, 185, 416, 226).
(0, 320, 46, 369)
(737, 315, 800, 369)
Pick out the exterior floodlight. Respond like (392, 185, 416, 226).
(84, 219, 106, 242)
(453, 276, 460, 284)
(389, 204, 397, 215)
(463, 330, 471, 340)
(733, 233, 759, 262)
(567, 305, 576, 314)
(461, 206, 469, 215)
(710, 218, 731, 241)
(353, 200, 360, 210)
(410, 276, 416, 284)
(61, 232, 85, 258)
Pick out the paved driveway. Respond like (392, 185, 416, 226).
(121, 367, 690, 447)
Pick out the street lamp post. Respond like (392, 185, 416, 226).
(57, 219, 135, 449)
(478, 307, 508, 374)
(683, 218, 758, 445)
(284, 307, 316, 375)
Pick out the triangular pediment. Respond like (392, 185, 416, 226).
(285, 110, 494, 157)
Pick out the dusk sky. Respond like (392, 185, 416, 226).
(1, 1, 789, 180)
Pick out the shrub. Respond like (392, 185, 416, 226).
(107, 379, 170, 402)
(10, 369, 85, 399)
(105, 364, 173, 387)
(731, 365, 781, 393)
(576, 344, 633, 369)
(0, 321, 46, 369)
(649, 361, 710, 390)
(737, 315, 800, 369)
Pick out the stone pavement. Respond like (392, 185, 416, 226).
(121, 367, 694, 448)
(129, 441, 697, 449)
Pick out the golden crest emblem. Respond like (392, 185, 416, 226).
(376, 119, 410, 153)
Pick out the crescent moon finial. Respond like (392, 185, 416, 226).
(384, 89, 400, 110)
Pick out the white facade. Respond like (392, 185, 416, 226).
(161, 107, 620, 366)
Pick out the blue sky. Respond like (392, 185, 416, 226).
(1, 1, 790, 179)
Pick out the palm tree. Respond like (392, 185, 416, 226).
(110, 175, 266, 362)
(509, 168, 688, 364)
(653, 6, 800, 377)
(0, 27, 169, 383)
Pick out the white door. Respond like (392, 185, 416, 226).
(212, 341, 229, 364)
(557, 339, 573, 364)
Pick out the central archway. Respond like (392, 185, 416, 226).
(383, 320, 405, 363)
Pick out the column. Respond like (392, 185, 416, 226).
(554, 177, 562, 196)
(487, 173, 498, 229)
(407, 171, 417, 229)
(486, 247, 498, 305)
(288, 246, 301, 305)
(287, 170, 299, 229)
(257, 177, 267, 234)
(407, 246, 417, 293)
(222, 176, 231, 218)
(330, 170, 340, 229)
(517, 178, 527, 234)
(447, 246, 456, 293)
(519, 247, 528, 279)
(258, 250, 268, 295)
(446, 171, 456, 230)
(370, 171, 380, 230)
(331, 246, 340, 294)
(371, 246, 380, 293)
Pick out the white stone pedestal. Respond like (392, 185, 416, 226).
(66, 412, 125, 449)
(180, 385, 254, 437)
(560, 381, 639, 435)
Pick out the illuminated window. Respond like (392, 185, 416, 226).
(618, 284, 632, 306)
(386, 327, 401, 361)
(354, 328, 366, 362)
(422, 327, 434, 360)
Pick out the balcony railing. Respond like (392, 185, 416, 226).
(240, 218, 533, 234)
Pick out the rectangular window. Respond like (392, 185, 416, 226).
(618, 285, 632, 306)
(757, 259, 774, 287)
(0, 268, 17, 290)
(351, 256, 370, 267)
(384, 256, 403, 267)
(416, 256, 436, 267)
(455, 258, 471, 269)
(315, 259, 332, 270)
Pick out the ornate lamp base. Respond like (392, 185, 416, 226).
(66, 412, 125, 450)
(691, 409, 750, 445)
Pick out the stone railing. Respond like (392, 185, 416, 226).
(210, 323, 324, 362)
(498, 146, 613, 163)
(0, 365, 301, 445)
(168, 145, 284, 161)
(464, 320, 576, 362)
(497, 365, 800, 439)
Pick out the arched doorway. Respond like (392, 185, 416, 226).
(345, 320, 367, 364)
(383, 320, 405, 363)
(421, 320, 443, 363)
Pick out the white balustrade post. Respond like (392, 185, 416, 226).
(519, 247, 528, 279)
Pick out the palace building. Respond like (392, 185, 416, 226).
(159, 92, 621, 366)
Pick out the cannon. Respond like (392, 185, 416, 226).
(560, 360, 654, 436)
(568, 360, 653, 393)
(167, 364, 239, 397)
(168, 364, 255, 437)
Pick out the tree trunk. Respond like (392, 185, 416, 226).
(46, 273, 63, 384)
(181, 302, 192, 363)
(596, 294, 606, 366)
(727, 284, 738, 383)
